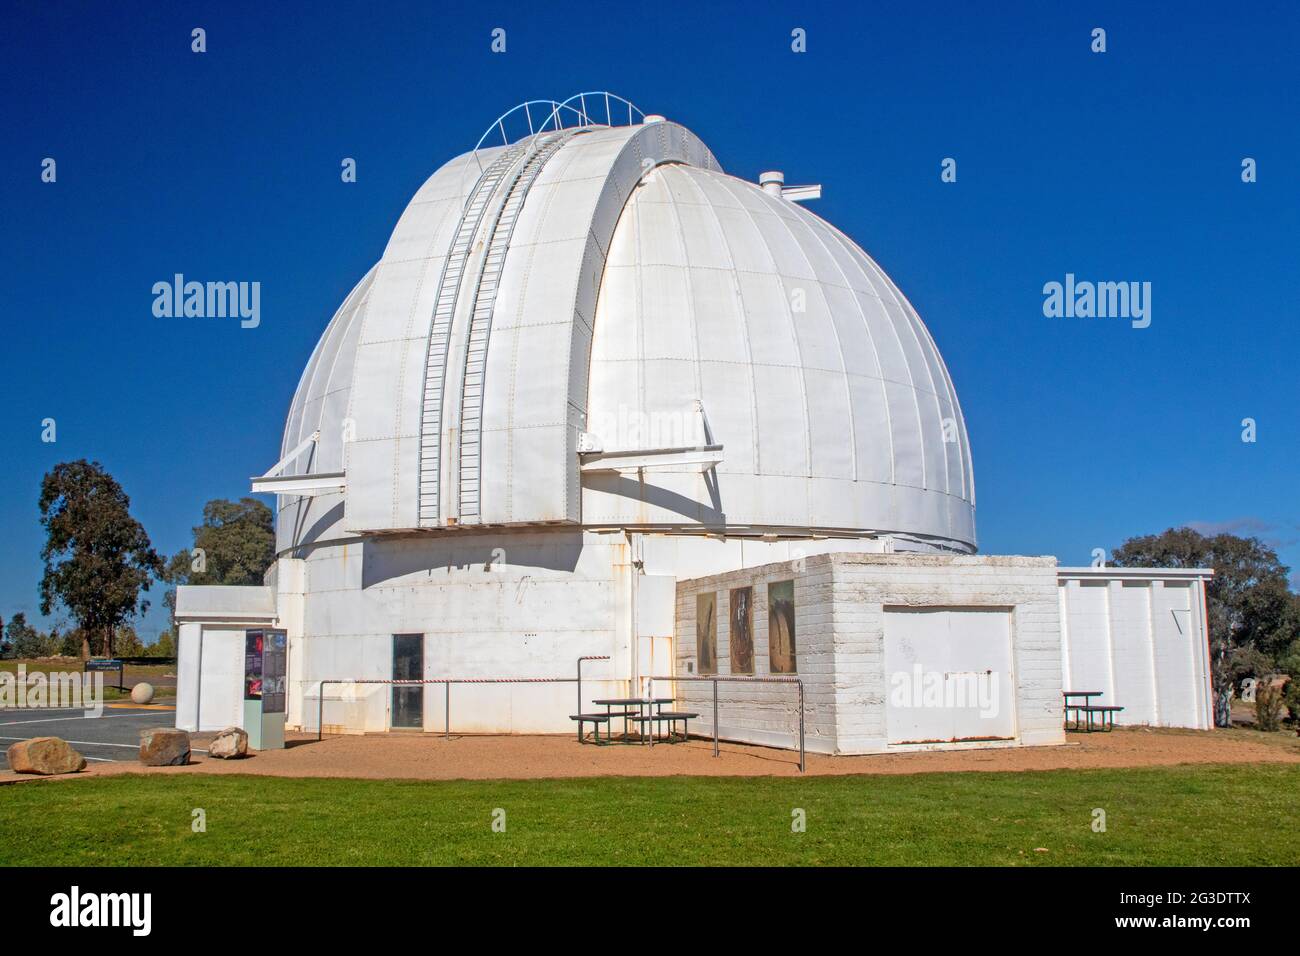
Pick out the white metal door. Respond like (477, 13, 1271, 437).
(884, 608, 1015, 745)
(945, 609, 1016, 741)
(884, 609, 953, 744)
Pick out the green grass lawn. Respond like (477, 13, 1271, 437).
(1, 763, 1295, 866)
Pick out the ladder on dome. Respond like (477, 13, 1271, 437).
(418, 140, 530, 525)
(458, 131, 575, 520)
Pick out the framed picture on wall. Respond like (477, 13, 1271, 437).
(730, 586, 753, 674)
(768, 580, 797, 673)
(697, 592, 717, 675)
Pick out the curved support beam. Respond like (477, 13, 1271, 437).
(579, 444, 725, 474)
(252, 472, 346, 496)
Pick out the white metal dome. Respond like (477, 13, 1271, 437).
(276, 105, 975, 553)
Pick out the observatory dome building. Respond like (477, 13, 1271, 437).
(175, 97, 1214, 753)
(279, 105, 974, 552)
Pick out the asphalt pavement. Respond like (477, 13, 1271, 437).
(0, 705, 193, 767)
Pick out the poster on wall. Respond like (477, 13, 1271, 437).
(244, 630, 263, 700)
(262, 631, 287, 714)
(729, 586, 753, 674)
(768, 579, 797, 673)
(697, 592, 717, 674)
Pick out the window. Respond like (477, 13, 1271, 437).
(696, 592, 717, 675)
(729, 586, 754, 675)
(391, 634, 424, 729)
(768, 580, 797, 673)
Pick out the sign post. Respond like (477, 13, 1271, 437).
(84, 658, 125, 692)
(242, 629, 287, 750)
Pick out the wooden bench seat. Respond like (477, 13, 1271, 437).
(656, 711, 699, 743)
(570, 713, 611, 744)
(628, 711, 700, 743)
(1077, 704, 1123, 732)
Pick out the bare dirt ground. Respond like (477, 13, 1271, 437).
(51, 723, 1300, 783)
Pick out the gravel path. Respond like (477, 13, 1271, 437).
(65, 724, 1300, 782)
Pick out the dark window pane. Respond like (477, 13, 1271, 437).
(392, 634, 423, 729)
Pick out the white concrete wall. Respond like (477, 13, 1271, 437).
(833, 554, 1065, 752)
(175, 622, 201, 732)
(675, 553, 1066, 755)
(1058, 569, 1212, 730)
(175, 624, 246, 732)
(672, 559, 836, 753)
(175, 584, 280, 733)
(186, 535, 1214, 744)
(285, 528, 905, 735)
(290, 528, 632, 734)
(277, 558, 308, 729)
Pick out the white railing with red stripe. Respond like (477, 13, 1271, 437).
(314, 656, 612, 741)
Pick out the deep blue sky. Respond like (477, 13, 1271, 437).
(2, 1, 1297, 642)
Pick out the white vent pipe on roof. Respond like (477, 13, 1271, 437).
(759, 170, 785, 197)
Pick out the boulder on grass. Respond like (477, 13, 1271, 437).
(208, 726, 248, 759)
(139, 728, 190, 766)
(6, 737, 87, 775)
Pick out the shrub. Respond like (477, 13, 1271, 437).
(5, 613, 57, 659)
(1255, 680, 1285, 732)
(1283, 679, 1300, 736)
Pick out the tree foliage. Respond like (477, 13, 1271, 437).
(149, 630, 177, 658)
(38, 460, 163, 658)
(4, 612, 58, 659)
(169, 498, 275, 585)
(162, 498, 275, 617)
(57, 628, 83, 658)
(1111, 526, 1300, 728)
(112, 624, 147, 658)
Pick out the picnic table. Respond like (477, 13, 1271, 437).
(1063, 691, 1124, 732)
(1063, 690, 1100, 724)
(571, 697, 697, 745)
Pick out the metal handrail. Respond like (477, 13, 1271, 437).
(309, 659, 805, 772)
(315, 656, 613, 741)
(576, 655, 609, 717)
(643, 674, 805, 772)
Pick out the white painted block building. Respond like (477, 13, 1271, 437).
(174, 95, 1214, 751)
(1058, 567, 1214, 730)
(672, 554, 1066, 755)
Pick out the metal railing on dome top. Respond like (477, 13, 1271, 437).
(469, 92, 646, 172)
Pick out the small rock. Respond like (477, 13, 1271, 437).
(139, 728, 191, 766)
(208, 726, 248, 759)
(130, 682, 155, 705)
(6, 737, 87, 775)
